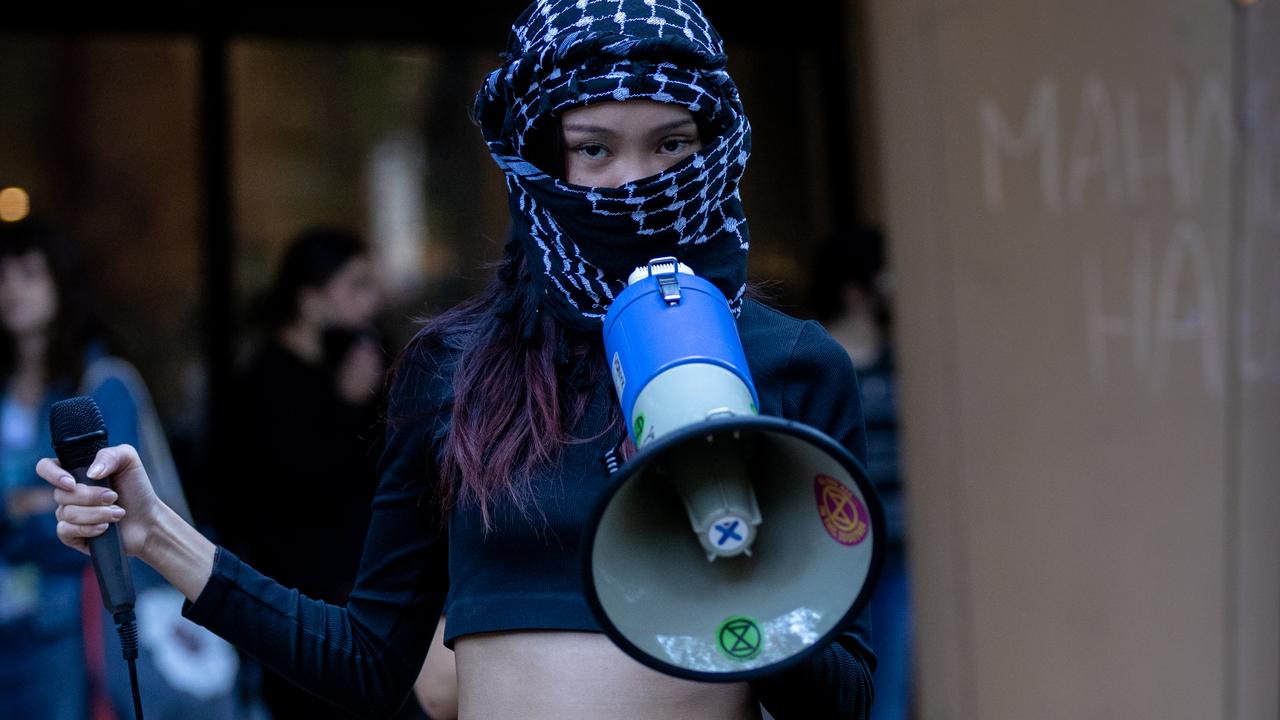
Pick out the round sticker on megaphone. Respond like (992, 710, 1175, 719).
(815, 474, 870, 546)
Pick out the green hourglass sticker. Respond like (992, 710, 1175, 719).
(716, 615, 763, 661)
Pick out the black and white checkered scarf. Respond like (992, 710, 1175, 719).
(473, 0, 752, 334)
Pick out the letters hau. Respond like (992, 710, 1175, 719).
(582, 257, 885, 681)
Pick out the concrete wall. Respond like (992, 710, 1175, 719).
(863, 0, 1279, 717)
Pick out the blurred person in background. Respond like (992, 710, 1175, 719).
(228, 227, 414, 718)
(814, 226, 913, 720)
(1, 216, 236, 719)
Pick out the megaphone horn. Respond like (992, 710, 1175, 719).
(583, 257, 884, 682)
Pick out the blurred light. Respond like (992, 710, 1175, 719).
(368, 130, 427, 303)
(0, 187, 31, 222)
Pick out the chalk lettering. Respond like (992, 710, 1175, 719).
(980, 78, 1061, 213)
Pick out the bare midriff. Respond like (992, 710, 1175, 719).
(453, 631, 761, 720)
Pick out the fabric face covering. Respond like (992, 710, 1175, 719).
(474, 0, 753, 333)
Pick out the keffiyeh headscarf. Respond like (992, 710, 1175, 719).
(473, 0, 753, 334)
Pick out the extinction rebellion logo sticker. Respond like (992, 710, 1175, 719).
(717, 615, 763, 661)
(814, 474, 869, 546)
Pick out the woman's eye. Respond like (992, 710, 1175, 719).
(577, 144, 608, 159)
(660, 138, 693, 154)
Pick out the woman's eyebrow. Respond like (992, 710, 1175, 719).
(638, 119, 699, 137)
(651, 118, 698, 134)
(562, 119, 697, 136)
(562, 124, 617, 137)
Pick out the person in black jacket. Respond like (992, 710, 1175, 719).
(227, 227, 393, 718)
(40, 2, 877, 717)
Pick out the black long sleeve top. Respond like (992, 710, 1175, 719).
(182, 300, 876, 718)
(225, 339, 382, 604)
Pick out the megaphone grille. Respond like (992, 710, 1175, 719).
(583, 416, 884, 682)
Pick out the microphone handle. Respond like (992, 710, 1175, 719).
(70, 464, 136, 618)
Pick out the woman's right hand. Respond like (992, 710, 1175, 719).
(36, 444, 163, 558)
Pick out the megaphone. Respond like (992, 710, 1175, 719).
(582, 257, 884, 682)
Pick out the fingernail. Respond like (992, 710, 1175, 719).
(59, 476, 76, 490)
(109, 506, 125, 519)
(102, 490, 118, 504)
(88, 463, 105, 478)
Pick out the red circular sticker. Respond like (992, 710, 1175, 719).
(814, 474, 869, 546)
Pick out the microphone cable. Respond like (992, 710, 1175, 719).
(115, 610, 144, 720)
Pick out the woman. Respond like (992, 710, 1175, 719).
(0, 217, 116, 719)
(2, 217, 235, 720)
(230, 226, 385, 606)
(40, 2, 877, 718)
(229, 227, 392, 718)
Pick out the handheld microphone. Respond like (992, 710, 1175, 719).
(51, 396, 145, 719)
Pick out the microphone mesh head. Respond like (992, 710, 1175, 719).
(50, 396, 108, 468)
